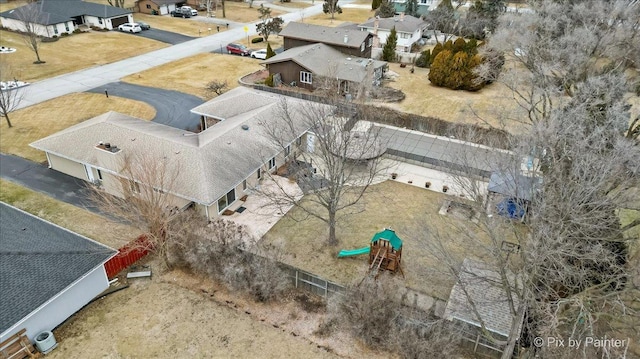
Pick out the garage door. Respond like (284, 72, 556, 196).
(159, 4, 168, 15)
(168, 4, 176, 12)
(111, 16, 128, 28)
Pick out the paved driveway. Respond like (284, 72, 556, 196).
(87, 82, 204, 131)
(133, 28, 196, 45)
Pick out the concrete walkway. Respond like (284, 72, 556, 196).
(16, 4, 326, 110)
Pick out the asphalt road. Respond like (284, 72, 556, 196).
(87, 82, 204, 131)
(133, 28, 196, 45)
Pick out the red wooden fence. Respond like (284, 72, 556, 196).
(104, 235, 152, 279)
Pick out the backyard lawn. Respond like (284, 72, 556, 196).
(121, 53, 262, 99)
(300, 8, 374, 27)
(215, 2, 285, 23)
(0, 180, 137, 249)
(263, 180, 506, 300)
(0, 93, 155, 163)
(0, 30, 167, 82)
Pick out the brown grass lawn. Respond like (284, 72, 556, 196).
(132, 13, 227, 37)
(242, 34, 284, 51)
(0, 180, 138, 249)
(0, 2, 23, 12)
(272, 0, 313, 8)
(379, 63, 530, 132)
(215, 2, 284, 23)
(300, 8, 374, 27)
(263, 180, 512, 300)
(121, 53, 262, 99)
(0, 93, 155, 162)
(0, 30, 167, 82)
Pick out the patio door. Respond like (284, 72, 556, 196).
(84, 164, 95, 182)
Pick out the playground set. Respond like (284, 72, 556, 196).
(338, 228, 404, 277)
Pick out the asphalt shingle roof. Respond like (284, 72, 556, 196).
(30, 87, 332, 206)
(0, 0, 131, 25)
(262, 43, 387, 84)
(0, 202, 116, 334)
(359, 15, 426, 33)
(279, 22, 370, 49)
(443, 258, 521, 337)
(488, 172, 541, 201)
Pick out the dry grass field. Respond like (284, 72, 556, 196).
(0, 30, 166, 82)
(272, 0, 313, 8)
(299, 8, 374, 27)
(0, 93, 155, 162)
(263, 180, 511, 300)
(215, 2, 285, 23)
(121, 52, 262, 99)
(0, 180, 137, 249)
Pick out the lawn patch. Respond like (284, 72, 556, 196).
(301, 8, 374, 27)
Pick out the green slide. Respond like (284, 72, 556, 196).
(337, 247, 370, 258)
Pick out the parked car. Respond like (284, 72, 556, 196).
(137, 21, 151, 30)
(118, 23, 142, 33)
(179, 6, 198, 16)
(250, 49, 268, 60)
(226, 43, 251, 56)
(170, 8, 192, 18)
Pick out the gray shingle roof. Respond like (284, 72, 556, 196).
(262, 43, 387, 84)
(443, 258, 521, 337)
(488, 172, 541, 202)
(359, 15, 426, 33)
(0, 0, 131, 25)
(30, 87, 332, 206)
(0, 202, 116, 334)
(279, 22, 370, 48)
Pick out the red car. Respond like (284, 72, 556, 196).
(226, 43, 251, 56)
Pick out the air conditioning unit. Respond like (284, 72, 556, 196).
(35, 331, 57, 354)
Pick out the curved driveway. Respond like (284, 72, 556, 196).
(87, 82, 204, 131)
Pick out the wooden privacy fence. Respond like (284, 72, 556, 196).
(104, 235, 151, 279)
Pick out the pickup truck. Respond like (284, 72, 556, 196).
(170, 7, 192, 18)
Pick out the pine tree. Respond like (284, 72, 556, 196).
(430, 42, 443, 66)
(376, 0, 395, 18)
(405, 0, 418, 17)
(371, 0, 381, 10)
(266, 43, 276, 59)
(453, 37, 467, 53)
(428, 49, 452, 86)
(382, 26, 397, 62)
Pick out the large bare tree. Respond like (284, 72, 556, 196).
(0, 65, 25, 128)
(259, 100, 388, 246)
(16, 1, 47, 64)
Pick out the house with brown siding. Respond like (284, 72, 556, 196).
(262, 43, 387, 93)
(30, 87, 332, 221)
(136, 0, 179, 15)
(280, 22, 374, 58)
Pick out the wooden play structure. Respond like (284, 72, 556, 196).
(368, 228, 404, 276)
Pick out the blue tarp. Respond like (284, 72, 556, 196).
(496, 198, 526, 219)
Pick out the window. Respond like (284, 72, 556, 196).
(65, 23, 69, 32)
(368, 37, 372, 47)
(268, 157, 276, 169)
(146, 4, 152, 8)
(360, 42, 365, 52)
(54, 27, 58, 35)
(242, 179, 247, 191)
(97, 169, 103, 180)
(217, 189, 236, 212)
(300, 71, 312, 84)
(296, 137, 302, 146)
(257, 168, 262, 179)
(284, 145, 291, 157)
(98, 18, 102, 24)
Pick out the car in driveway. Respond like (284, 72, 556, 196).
(118, 23, 142, 33)
(137, 21, 151, 30)
(226, 43, 251, 56)
(250, 49, 268, 60)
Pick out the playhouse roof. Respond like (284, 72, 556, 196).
(370, 229, 402, 250)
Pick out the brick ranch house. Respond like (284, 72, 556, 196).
(0, 0, 133, 37)
(30, 87, 331, 221)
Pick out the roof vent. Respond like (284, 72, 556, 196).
(344, 34, 349, 43)
(241, 124, 249, 130)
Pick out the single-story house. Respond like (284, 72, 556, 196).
(261, 43, 387, 93)
(136, 0, 179, 15)
(30, 87, 332, 221)
(443, 258, 523, 356)
(0, 202, 117, 342)
(280, 22, 374, 58)
(391, 0, 440, 17)
(0, 0, 133, 37)
(358, 14, 427, 52)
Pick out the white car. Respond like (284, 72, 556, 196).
(251, 49, 268, 60)
(118, 23, 142, 33)
(180, 6, 198, 16)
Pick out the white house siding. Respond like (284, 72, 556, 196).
(373, 29, 421, 52)
(48, 153, 89, 181)
(83, 15, 107, 29)
(0, 265, 110, 342)
(0, 17, 73, 37)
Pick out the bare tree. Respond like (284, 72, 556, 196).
(259, 100, 388, 246)
(255, 4, 283, 42)
(106, 0, 125, 8)
(89, 151, 183, 267)
(0, 65, 25, 128)
(322, 0, 342, 20)
(205, 80, 228, 97)
(16, 1, 47, 64)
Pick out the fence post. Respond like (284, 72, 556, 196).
(295, 270, 298, 288)
(324, 281, 328, 298)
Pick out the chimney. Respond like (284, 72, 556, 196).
(374, 16, 379, 35)
(400, 12, 405, 22)
(344, 34, 349, 44)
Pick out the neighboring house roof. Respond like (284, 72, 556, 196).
(488, 172, 541, 202)
(262, 43, 387, 84)
(280, 22, 370, 49)
(146, 0, 178, 5)
(0, 202, 117, 334)
(443, 258, 521, 337)
(0, 0, 131, 26)
(359, 15, 426, 33)
(30, 87, 331, 206)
